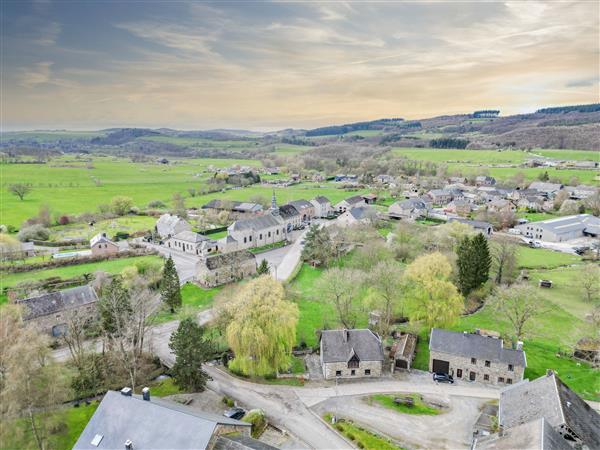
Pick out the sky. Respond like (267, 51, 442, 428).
(1, 0, 599, 131)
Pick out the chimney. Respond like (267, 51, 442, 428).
(546, 369, 554, 377)
(120, 387, 132, 396)
(142, 387, 150, 401)
(516, 341, 523, 351)
(125, 439, 133, 450)
(342, 329, 348, 342)
(475, 329, 481, 335)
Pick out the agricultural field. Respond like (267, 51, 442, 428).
(49, 215, 157, 242)
(532, 149, 599, 161)
(1, 130, 106, 141)
(391, 147, 530, 164)
(139, 135, 260, 149)
(0, 156, 260, 226)
(515, 246, 581, 269)
(445, 164, 599, 185)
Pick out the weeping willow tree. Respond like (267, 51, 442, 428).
(225, 276, 298, 377)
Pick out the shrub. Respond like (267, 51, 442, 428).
(58, 215, 70, 225)
(222, 396, 234, 407)
(346, 433, 355, 441)
(110, 196, 134, 216)
(17, 224, 50, 242)
(148, 200, 167, 209)
(114, 231, 130, 241)
(243, 409, 267, 438)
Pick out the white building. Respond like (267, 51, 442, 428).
(156, 214, 192, 239)
(517, 214, 600, 242)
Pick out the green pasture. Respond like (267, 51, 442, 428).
(446, 164, 599, 185)
(391, 148, 530, 164)
(515, 246, 581, 269)
(49, 216, 157, 241)
(1, 130, 105, 142)
(533, 149, 599, 161)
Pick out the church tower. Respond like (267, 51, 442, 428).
(270, 189, 279, 215)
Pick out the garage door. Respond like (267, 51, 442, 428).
(432, 359, 450, 374)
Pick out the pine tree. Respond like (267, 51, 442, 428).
(161, 256, 182, 313)
(98, 278, 132, 335)
(169, 318, 212, 391)
(257, 259, 270, 275)
(472, 232, 491, 287)
(457, 233, 491, 296)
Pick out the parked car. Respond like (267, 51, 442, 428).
(433, 372, 454, 384)
(528, 240, 541, 248)
(223, 407, 245, 420)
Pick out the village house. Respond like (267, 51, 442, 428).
(156, 214, 192, 239)
(498, 371, 600, 449)
(361, 193, 378, 204)
(197, 250, 257, 287)
(517, 214, 600, 242)
(320, 329, 384, 380)
(445, 199, 472, 217)
(337, 206, 377, 227)
(16, 285, 99, 337)
(334, 174, 358, 183)
(90, 232, 119, 257)
(376, 174, 396, 185)
(310, 196, 332, 218)
(227, 214, 287, 251)
(449, 218, 494, 236)
(287, 199, 315, 222)
(73, 388, 269, 450)
(388, 198, 429, 220)
(518, 195, 544, 211)
(201, 199, 263, 218)
(475, 175, 496, 186)
(166, 231, 219, 256)
(426, 189, 453, 205)
(528, 181, 564, 199)
(487, 199, 516, 214)
(334, 195, 366, 213)
(278, 204, 302, 231)
(428, 328, 526, 385)
(566, 184, 598, 200)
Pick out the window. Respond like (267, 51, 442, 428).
(506, 378, 512, 384)
(365, 369, 371, 376)
(498, 377, 504, 383)
(268, 232, 271, 238)
(249, 236, 252, 242)
(471, 358, 477, 364)
(243, 237, 247, 243)
(456, 369, 462, 378)
(508, 364, 514, 371)
(485, 360, 490, 367)
(350, 369, 356, 376)
(276, 230, 279, 235)
(259, 234, 263, 240)
(335, 370, 341, 377)
(484, 374, 489, 381)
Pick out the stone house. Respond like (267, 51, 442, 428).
(310, 196, 332, 218)
(528, 182, 564, 199)
(427, 189, 453, 205)
(166, 231, 219, 256)
(518, 195, 544, 211)
(429, 328, 526, 386)
(90, 232, 119, 257)
(320, 329, 384, 380)
(16, 285, 99, 337)
(197, 251, 257, 287)
(487, 199, 516, 214)
(388, 198, 429, 220)
(278, 204, 302, 232)
(476, 176, 496, 186)
(287, 199, 315, 222)
(156, 214, 192, 239)
(334, 195, 366, 213)
(73, 388, 265, 450)
(498, 371, 600, 449)
(445, 199, 472, 217)
(227, 213, 287, 251)
(337, 206, 377, 227)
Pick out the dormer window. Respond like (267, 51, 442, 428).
(347, 353, 360, 369)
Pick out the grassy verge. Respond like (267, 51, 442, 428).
(323, 413, 403, 450)
(151, 283, 220, 324)
(248, 240, 288, 254)
(369, 394, 441, 415)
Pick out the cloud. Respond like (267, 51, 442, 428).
(566, 77, 599, 88)
(20, 62, 53, 87)
(33, 21, 61, 46)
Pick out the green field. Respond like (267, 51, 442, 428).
(533, 149, 599, 161)
(369, 394, 441, 415)
(1, 130, 105, 141)
(391, 148, 530, 164)
(323, 413, 401, 450)
(516, 246, 581, 269)
(49, 215, 157, 241)
(151, 283, 221, 324)
(0, 255, 162, 291)
(345, 130, 384, 137)
(446, 165, 599, 185)
(0, 156, 261, 226)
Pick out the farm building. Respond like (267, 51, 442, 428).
(156, 214, 192, 239)
(516, 214, 600, 242)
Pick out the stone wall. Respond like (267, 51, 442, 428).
(429, 350, 524, 386)
(197, 258, 257, 288)
(322, 360, 382, 380)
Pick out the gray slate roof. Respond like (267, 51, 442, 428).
(499, 372, 600, 448)
(204, 250, 256, 270)
(278, 204, 300, 219)
(202, 199, 263, 213)
(342, 195, 365, 205)
(396, 198, 427, 210)
(73, 390, 251, 450)
(449, 218, 493, 232)
(523, 214, 600, 235)
(320, 329, 384, 363)
(17, 285, 98, 321)
(213, 435, 279, 450)
(475, 418, 571, 450)
(171, 230, 212, 244)
(288, 199, 313, 210)
(229, 214, 283, 232)
(313, 196, 331, 205)
(90, 233, 115, 247)
(429, 328, 526, 366)
(348, 206, 375, 220)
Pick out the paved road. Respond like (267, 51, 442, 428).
(275, 229, 309, 281)
(138, 241, 200, 284)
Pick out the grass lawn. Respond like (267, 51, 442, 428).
(290, 356, 306, 374)
(0, 255, 163, 291)
(516, 246, 581, 269)
(249, 240, 288, 254)
(446, 164, 599, 185)
(0, 401, 99, 450)
(151, 283, 221, 324)
(49, 215, 156, 241)
(517, 212, 559, 222)
(323, 413, 402, 450)
(533, 149, 599, 161)
(147, 378, 183, 397)
(369, 394, 441, 415)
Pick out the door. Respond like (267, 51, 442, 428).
(395, 359, 408, 369)
(432, 359, 450, 374)
(456, 369, 463, 378)
(469, 371, 476, 381)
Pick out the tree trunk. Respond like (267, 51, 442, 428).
(28, 408, 45, 450)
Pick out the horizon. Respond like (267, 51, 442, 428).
(2, 1, 599, 130)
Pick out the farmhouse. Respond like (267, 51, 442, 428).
(449, 218, 494, 236)
(287, 199, 315, 221)
(517, 214, 600, 242)
(445, 199, 472, 217)
(17, 285, 98, 336)
(73, 388, 266, 450)
(320, 329, 384, 380)
(90, 232, 119, 257)
(337, 206, 377, 227)
(476, 176, 496, 186)
(388, 198, 429, 220)
(197, 251, 257, 287)
(528, 182, 564, 198)
(335, 195, 366, 213)
(278, 204, 301, 231)
(429, 328, 526, 385)
(427, 189, 453, 205)
(201, 199, 263, 217)
(166, 231, 219, 256)
(499, 371, 600, 449)
(156, 214, 192, 239)
(310, 196, 332, 218)
(227, 214, 287, 251)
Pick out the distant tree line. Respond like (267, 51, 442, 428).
(472, 110, 499, 118)
(305, 118, 404, 137)
(429, 137, 469, 149)
(536, 103, 600, 114)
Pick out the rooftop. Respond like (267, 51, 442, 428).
(320, 329, 384, 363)
(17, 285, 98, 321)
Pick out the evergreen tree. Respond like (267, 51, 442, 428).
(161, 256, 182, 313)
(169, 318, 212, 391)
(98, 278, 131, 335)
(457, 233, 490, 296)
(257, 259, 270, 275)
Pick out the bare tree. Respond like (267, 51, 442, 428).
(60, 309, 93, 370)
(490, 284, 546, 341)
(579, 264, 600, 304)
(491, 237, 518, 285)
(317, 267, 365, 329)
(367, 261, 404, 336)
(8, 183, 31, 201)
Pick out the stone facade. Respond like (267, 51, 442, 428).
(429, 349, 525, 386)
(197, 251, 257, 287)
(321, 358, 383, 380)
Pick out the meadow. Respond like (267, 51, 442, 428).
(391, 148, 531, 164)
